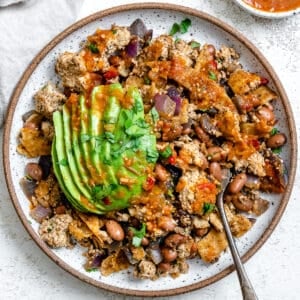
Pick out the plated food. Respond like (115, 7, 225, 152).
(4, 4, 296, 296)
(234, 0, 300, 18)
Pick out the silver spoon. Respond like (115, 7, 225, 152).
(216, 169, 258, 300)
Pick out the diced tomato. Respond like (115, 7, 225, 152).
(143, 176, 155, 191)
(251, 138, 260, 150)
(260, 77, 269, 85)
(168, 155, 176, 165)
(104, 67, 118, 80)
(103, 197, 111, 205)
(198, 182, 215, 191)
(209, 60, 217, 70)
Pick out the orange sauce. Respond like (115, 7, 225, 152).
(243, 0, 300, 12)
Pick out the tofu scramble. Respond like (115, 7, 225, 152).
(17, 19, 287, 280)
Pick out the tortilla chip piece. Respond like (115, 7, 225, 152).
(197, 229, 228, 263)
(78, 213, 106, 246)
(100, 249, 130, 276)
(68, 219, 93, 241)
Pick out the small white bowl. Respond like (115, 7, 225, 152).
(234, 0, 300, 18)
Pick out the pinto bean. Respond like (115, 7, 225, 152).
(232, 195, 253, 212)
(228, 173, 247, 194)
(141, 237, 150, 246)
(194, 228, 209, 237)
(267, 133, 287, 149)
(155, 164, 168, 182)
(158, 216, 176, 232)
(161, 247, 177, 262)
(164, 234, 185, 248)
(209, 162, 222, 181)
(25, 162, 43, 181)
(194, 125, 211, 145)
(207, 146, 226, 162)
(256, 106, 275, 123)
(105, 220, 125, 241)
(158, 262, 171, 272)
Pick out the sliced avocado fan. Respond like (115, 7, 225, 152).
(52, 83, 158, 214)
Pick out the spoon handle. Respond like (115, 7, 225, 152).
(218, 199, 258, 300)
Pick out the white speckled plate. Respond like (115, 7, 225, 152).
(3, 3, 297, 297)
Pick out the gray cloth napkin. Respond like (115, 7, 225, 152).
(0, 0, 84, 127)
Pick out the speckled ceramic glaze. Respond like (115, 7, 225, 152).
(3, 3, 297, 297)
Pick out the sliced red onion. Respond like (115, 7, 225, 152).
(22, 110, 36, 123)
(38, 155, 52, 179)
(123, 247, 138, 265)
(154, 94, 176, 117)
(148, 248, 163, 265)
(125, 37, 139, 57)
(91, 254, 103, 268)
(167, 87, 182, 115)
(30, 205, 52, 223)
(20, 177, 37, 199)
(129, 19, 147, 38)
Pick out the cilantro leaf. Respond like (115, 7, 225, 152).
(208, 71, 217, 81)
(150, 107, 159, 123)
(169, 18, 192, 36)
(87, 43, 99, 54)
(129, 223, 146, 247)
(159, 145, 172, 158)
(270, 127, 279, 136)
(180, 18, 191, 34)
(80, 133, 91, 143)
(190, 41, 201, 49)
(169, 22, 180, 36)
(203, 203, 215, 214)
(59, 158, 68, 166)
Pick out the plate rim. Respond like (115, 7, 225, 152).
(3, 2, 298, 297)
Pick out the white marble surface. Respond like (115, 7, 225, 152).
(1, 0, 300, 299)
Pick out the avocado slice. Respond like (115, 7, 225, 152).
(52, 84, 158, 214)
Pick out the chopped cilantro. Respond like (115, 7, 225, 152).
(80, 133, 91, 143)
(159, 145, 172, 158)
(169, 18, 192, 36)
(179, 18, 192, 34)
(91, 184, 117, 201)
(146, 148, 159, 163)
(208, 71, 217, 81)
(150, 107, 159, 123)
(104, 132, 116, 143)
(270, 127, 279, 136)
(169, 23, 181, 36)
(190, 41, 201, 48)
(111, 29, 117, 34)
(86, 268, 98, 272)
(203, 203, 215, 214)
(144, 77, 151, 85)
(129, 223, 146, 247)
(272, 147, 282, 154)
(87, 43, 99, 54)
(59, 158, 68, 166)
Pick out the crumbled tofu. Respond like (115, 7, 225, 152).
(209, 212, 223, 232)
(247, 152, 266, 177)
(55, 52, 88, 91)
(135, 260, 157, 280)
(33, 174, 61, 208)
(34, 82, 66, 119)
(39, 214, 73, 248)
